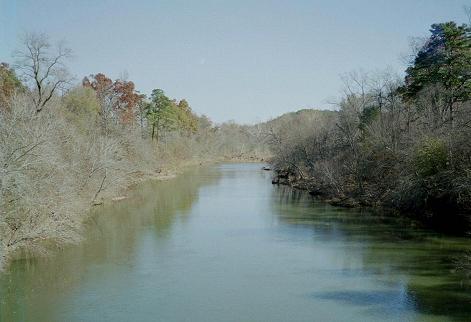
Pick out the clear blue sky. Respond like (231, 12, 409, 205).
(0, 0, 468, 123)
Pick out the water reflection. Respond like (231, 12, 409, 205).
(271, 185, 471, 321)
(0, 164, 470, 322)
(0, 166, 220, 322)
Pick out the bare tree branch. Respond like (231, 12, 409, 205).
(14, 33, 72, 113)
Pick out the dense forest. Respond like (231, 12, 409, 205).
(0, 34, 267, 269)
(268, 21, 471, 233)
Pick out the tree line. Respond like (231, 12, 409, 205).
(0, 33, 267, 269)
(267, 21, 471, 232)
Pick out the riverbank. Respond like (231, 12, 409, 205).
(0, 156, 266, 272)
(270, 169, 471, 235)
(1, 90, 270, 272)
(2, 163, 470, 322)
(0, 163, 170, 272)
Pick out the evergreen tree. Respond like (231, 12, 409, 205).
(403, 22, 471, 105)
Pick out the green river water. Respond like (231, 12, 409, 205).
(0, 163, 470, 321)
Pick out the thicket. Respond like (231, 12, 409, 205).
(268, 22, 471, 232)
(0, 34, 267, 269)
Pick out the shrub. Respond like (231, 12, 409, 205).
(414, 138, 448, 178)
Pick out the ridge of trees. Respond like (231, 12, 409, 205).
(268, 21, 471, 233)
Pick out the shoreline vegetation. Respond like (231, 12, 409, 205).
(267, 21, 471, 235)
(1, 156, 264, 271)
(2, 19, 471, 271)
(0, 34, 269, 271)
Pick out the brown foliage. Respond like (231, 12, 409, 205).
(83, 73, 142, 124)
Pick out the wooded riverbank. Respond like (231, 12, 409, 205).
(0, 34, 268, 271)
(266, 22, 471, 235)
(1, 163, 470, 322)
(270, 169, 470, 234)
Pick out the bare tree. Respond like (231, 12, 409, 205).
(464, 5, 471, 26)
(14, 33, 72, 113)
(399, 36, 428, 66)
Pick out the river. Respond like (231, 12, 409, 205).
(0, 163, 470, 322)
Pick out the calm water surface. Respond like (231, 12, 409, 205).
(1, 163, 470, 322)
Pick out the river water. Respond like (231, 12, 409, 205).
(0, 163, 470, 322)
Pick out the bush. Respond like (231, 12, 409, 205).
(414, 138, 448, 177)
